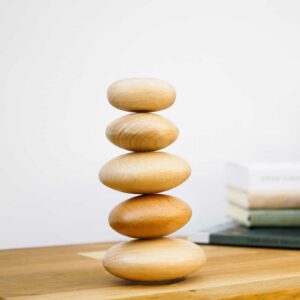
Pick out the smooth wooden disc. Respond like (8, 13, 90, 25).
(107, 78, 176, 112)
(99, 152, 191, 194)
(103, 237, 206, 282)
(106, 113, 178, 152)
(109, 194, 192, 238)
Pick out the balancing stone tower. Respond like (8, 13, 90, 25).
(99, 78, 206, 282)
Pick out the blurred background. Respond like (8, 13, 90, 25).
(1, 0, 300, 249)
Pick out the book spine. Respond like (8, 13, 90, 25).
(250, 168, 300, 192)
(209, 233, 300, 249)
(250, 193, 300, 209)
(226, 162, 300, 192)
(250, 210, 300, 226)
(227, 187, 300, 209)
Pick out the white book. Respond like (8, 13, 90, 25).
(226, 162, 300, 193)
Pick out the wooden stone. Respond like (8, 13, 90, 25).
(107, 78, 176, 112)
(106, 113, 178, 152)
(99, 152, 191, 194)
(103, 237, 206, 282)
(100, 77, 202, 283)
(109, 194, 192, 238)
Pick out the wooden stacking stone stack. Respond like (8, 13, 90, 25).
(99, 78, 206, 282)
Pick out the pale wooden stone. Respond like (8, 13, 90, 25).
(103, 237, 207, 282)
(106, 113, 178, 152)
(99, 152, 191, 194)
(107, 78, 176, 112)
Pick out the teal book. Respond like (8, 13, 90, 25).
(228, 204, 300, 227)
(189, 221, 300, 249)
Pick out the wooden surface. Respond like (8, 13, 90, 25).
(2, 242, 300, 299)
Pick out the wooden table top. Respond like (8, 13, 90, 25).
(1, 241, 300, 299)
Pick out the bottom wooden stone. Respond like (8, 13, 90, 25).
(103, 237, 206, 282)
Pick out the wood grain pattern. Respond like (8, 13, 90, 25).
(109, 194, 192, 238)
(2, 242, 300, 299)
(99, 152, 191, 194)
(106, 113, 178, 152)
(103, 238, 206, 281)
(107, 78, 176, 112)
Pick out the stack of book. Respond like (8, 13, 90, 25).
(189, 162, 300, 249)
(226, 162, 300, 227)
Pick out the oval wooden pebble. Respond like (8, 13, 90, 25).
(109, 194, 192, 238)
(103, 237, 206, 282)
(107, 78, 176, 112)
(99, 152, 191, 194)
(106, 113, 178, 152)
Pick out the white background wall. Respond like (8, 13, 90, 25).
(1, 0, 300, 249)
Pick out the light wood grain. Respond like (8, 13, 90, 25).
(107, 78, 176, 112)
(106, 113, 178, 152)
(109, 194, 192, 238)
(99, 152, 191, 194)
(103, 238, 206, 281)
(2, 242, 300, 299)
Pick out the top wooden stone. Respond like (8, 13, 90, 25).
(107, 78, 176, 112)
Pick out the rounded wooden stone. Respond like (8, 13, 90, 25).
(103, 237, 206, 282)
(107, 78, 176, 112)
(106, 113, 178, 152)
(109, 194, 192, 238)
(99, 152, 191, 194)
